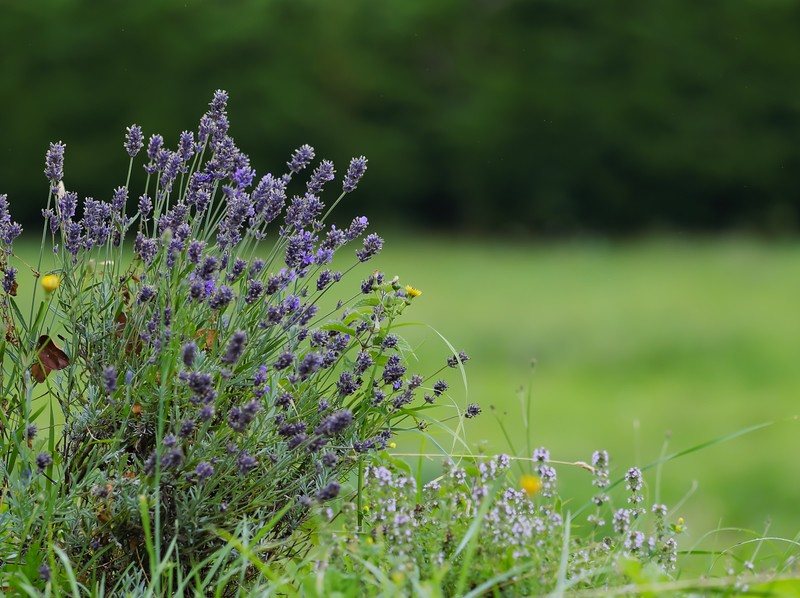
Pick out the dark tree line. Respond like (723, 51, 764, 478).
(2, 0, 800, 234)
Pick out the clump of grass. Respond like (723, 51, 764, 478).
(0, 90, 473, 590)
(305, 450, 683, 596)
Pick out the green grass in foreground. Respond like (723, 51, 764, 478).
(13, 234, 800, 548)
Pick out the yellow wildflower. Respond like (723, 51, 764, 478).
(388, 442, 397, 449)
(41, 274, 60, 293)
(520, 474, 542, 496)
(405, 285, 421, 298)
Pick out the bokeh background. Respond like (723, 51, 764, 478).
(3, 0, 799, 552)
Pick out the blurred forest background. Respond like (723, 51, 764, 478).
(3, 0, 800, 234)
(2, 0, 800, 544)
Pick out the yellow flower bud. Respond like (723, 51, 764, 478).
(520, 474, 542, 496)
(388, 442, 397, 449)
(41, 274, 60, 293)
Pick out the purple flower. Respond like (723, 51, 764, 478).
(287, 433, 308, 449)
(315, 409, 353, 436)
(345, 216, 368, 241)
(276, 392, 293, 409)
(179, 419, 195, 438)
(321, 452, 338, 467)
(138, 194, 153, 219)
(198, 404, 215, 421)
(356, 233, 383, 262)
(209, 285, 234, 310)
(433, 380, 448, 396)
(197, 256, 219, 280)
(533, 447, 550, 463)
(103, 366, 117, 394)
(186, 172, 213, 212)
(315, 481, 341, 501)
(162, 447, 184, 469)
(125, 125, 144, 157)
(36, 452, 53, 471)
(82, 199, 114, 247)
(186, 371, 215, 403)
(354, 351, 373, 375)
(138, 285, 156, 303)
(245, 279, 264, 304)
(25, 424, 38, 440)
(196, 461, 214, 481)
(447, 351, 470, 367)
(273, 351, 295, 370)
(182, 342, 197, 368)
(342, 156, 368, 192)
(2, 267, 16, 293)
(287, 144, 315, 173)
(111, 186, 128, 214)
(336, 372, 360, 396)
(285, 230, 316, 269)
(465, 403, 481, 418)
(307, 160, 336, 195)
(237, 451, 258, 475)
(38, 564, 51, 582)
(249, 258, 265, 277)
(0, 195, 23, 250)
(222, 330, 247, 365)
(44, 141, 66, 188)
(57, 190, 78, 222)
(134, 233, 158, 265)
(147, 134, 163, 162)
(298, 352, 322, 380)
(382, 354, 406, 385)
(179, 130, 195, 163)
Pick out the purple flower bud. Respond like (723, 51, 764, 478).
(103, 366, 117, 394)
(2, 267, 16, 293)
(36, 452, 53, 471)
(465, 403, 481, 418)
(196, 461, 214, 481)
(222, 330, 247, 365)
(287, 144, 315, 173)
(315, 481, 341, 501)
(125, 125, 144, 157)
(182, 342, 197, 368)
(356, 233, 383, 262)
(44, 141, 66, 188)
(342, 156, 368, 192)
(315, 409, 353, 436)
(138, 194, 152, 219)
(307, 159, 336, 195)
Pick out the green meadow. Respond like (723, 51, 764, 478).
(13, 234, 800, 549)
(377, 234, 800, 548)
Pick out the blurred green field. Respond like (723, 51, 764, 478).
(11, 234, 800, 550)
(374, 234, 800, 548)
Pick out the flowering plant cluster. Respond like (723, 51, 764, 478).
(310, 450, 683, 596)
(0, 91, 472, 585)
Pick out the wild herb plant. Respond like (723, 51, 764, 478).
(306, 450, 684, 596)
(0, 90, 472, 588)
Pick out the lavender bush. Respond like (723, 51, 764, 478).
(0, 91, 471, 586)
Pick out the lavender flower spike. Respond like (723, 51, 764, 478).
(222, 330, 247, 365)
(124, 125, 144, 157)
(288, 144, 315, 173)
(342, 156, 368, 192)
(44, 141, 66, 189)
